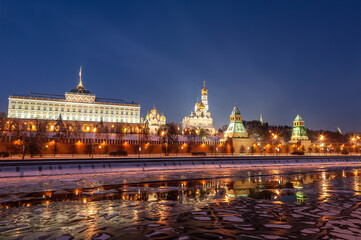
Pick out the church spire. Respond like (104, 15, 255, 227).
(77, 66, 84, 89)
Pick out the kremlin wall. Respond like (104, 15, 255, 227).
(0, 68, 351, 157)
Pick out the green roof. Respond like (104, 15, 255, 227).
(292, 126, 308, 138)
(294, 114, 303, 121)
(231, 105, 241, 115)
(226, 122, 247, 134)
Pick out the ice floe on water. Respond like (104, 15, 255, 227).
(1, 165, 361, 239)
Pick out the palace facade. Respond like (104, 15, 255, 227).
(7, 68, 141, 124)
(182, 82, 215, 133)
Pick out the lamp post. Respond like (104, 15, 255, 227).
(91, 128, 96, 158)
(319, 135, 325, 156)
(138, 126, 142, 158)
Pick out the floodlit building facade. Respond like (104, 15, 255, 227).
(224, 105, 248, 138)
(7, 68, 141, 125)
(144, 105, 166, 135)
(289, 114, 311, 147)
(182, 82, 215, 133)
(222, 105, 253, 153)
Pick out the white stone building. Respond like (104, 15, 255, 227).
(7, 68, 140, 124)
(144, 106, 166, 134)
(182, 82, 215, 133)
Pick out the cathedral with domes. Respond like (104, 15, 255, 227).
(144, 105, 166, 134)
(182, 82, 215, 133)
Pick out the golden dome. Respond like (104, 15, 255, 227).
(151, 105, 157, 113)
(198, 102, 205, 109)
(201, 81, 208, 95)
(201, 88, 208, 95)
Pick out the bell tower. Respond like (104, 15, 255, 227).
(201, 81, 208, 112)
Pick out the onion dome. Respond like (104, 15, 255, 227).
(201, 81, 208, 95)
(198, 102, 205, 109)
(151, 105, 157, 113)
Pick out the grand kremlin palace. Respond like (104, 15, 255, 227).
(7, 69, 142, 137)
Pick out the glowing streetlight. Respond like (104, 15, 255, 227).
(319, 135, 324, 141)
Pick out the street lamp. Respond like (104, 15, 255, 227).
(91, 128, 97, 158)
(319, 135, 325, 155)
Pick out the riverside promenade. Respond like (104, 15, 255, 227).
(1, 155, 361, 178)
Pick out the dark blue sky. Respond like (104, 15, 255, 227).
(1, 1, 361, 131)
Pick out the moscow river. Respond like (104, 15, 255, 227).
(1, 164, 361, 239)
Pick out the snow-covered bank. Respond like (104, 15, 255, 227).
(1, 156, 361, 178)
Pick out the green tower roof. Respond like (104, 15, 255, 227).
(231, 105, 241, 115)
(294, 114, 303, 121)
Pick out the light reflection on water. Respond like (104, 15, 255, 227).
(1, 166, 361, 239)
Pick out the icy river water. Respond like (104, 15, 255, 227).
(1, 164, 361, 239)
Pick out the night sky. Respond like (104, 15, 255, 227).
(1, 1, 361, 132)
